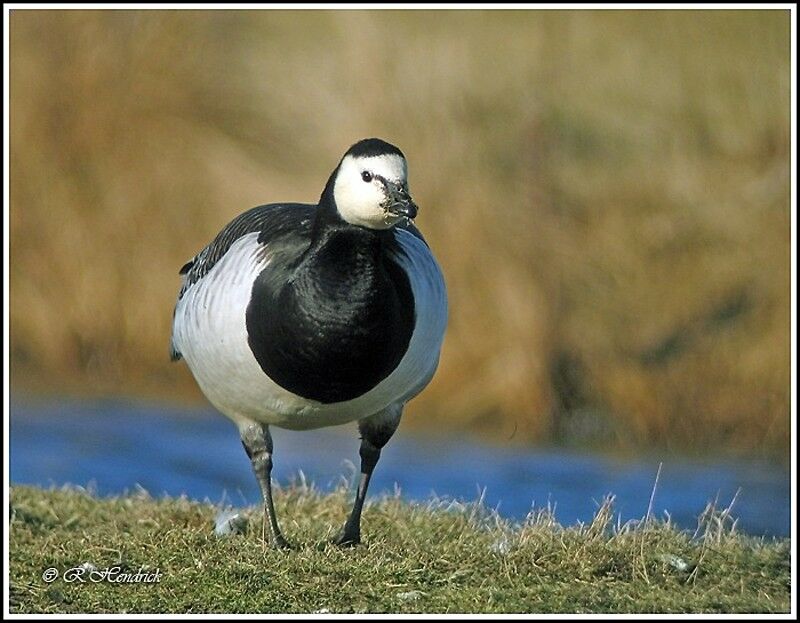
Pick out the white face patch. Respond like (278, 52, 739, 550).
(333, 153, 409, 229)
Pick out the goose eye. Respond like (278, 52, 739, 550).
(361, 171, 373, 183)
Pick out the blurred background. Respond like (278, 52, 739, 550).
(8, 9, 792, 534)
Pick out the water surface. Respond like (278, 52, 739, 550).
(9, 396, 790, 537)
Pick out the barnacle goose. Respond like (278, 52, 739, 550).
(170, 138, 448, 548)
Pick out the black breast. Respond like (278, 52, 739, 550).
(246, 227, 415, 404)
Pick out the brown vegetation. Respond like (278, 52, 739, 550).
(9, 10, 791, 456)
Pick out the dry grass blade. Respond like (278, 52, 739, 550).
(8, 10, 791, 457)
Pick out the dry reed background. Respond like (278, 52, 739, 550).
(9, 9, 791, 457)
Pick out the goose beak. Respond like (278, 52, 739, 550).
(386, 181, 418, 220)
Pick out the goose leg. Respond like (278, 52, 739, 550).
(334, 406, 402, 547)
(239, 421, 292, 550)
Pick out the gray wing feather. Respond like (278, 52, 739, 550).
(169, 203, 316, 361)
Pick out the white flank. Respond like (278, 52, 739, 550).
(171, 229, 447, 430)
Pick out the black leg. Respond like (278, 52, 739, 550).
(240, 422, 292, 550)
(334, 407, 402, 547)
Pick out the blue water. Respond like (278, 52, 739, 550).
(9, 396, 791, 538)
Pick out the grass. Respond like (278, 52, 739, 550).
(8, 484, 791, 614)
(8, 10, 791, 456)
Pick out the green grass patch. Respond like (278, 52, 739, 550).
(9, 484, 791, 614)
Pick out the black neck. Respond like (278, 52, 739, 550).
(307, 215, 389, 270)
(310, 166, 343, 238)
